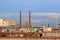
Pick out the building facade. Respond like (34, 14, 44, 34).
(0, 19, 16, 26)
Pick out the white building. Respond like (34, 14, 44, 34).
(0, 19, 16, 26)
(42, 24, 52, 32)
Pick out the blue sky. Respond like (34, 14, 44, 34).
(0, 0, 60, 28)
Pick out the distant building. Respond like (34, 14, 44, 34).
(0, 19, 16, 26)
(52, 28, 58, 32)
(42, 24, 52, 32)
(43, 27, 52, 32)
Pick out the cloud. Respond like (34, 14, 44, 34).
(0, 13, 19, 21)
(0, 13, 59, 26)
(0, 13, 59, 20)
(31, 13, 60, 19)
(0, 13, 18, 17)
(32, 20, 41, 22)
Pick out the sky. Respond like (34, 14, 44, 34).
(0, 0, 60, 28)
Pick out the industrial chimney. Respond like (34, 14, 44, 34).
(28, 10, 32, 27)
(20, 10, 22, 28)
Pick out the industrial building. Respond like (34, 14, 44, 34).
(0, 11, 60, 37)
(0, 19, 16, 26)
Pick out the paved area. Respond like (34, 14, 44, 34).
(0, 38, 60, 40)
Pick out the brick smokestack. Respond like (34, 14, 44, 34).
(20, 10, 22, 28)
(28, 10, 32, 27)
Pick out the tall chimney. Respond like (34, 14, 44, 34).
(28, 10, 32, 27)
(20, 10, 22, 28)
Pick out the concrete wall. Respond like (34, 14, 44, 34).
(43, 33, 60, 36)
(0, 38, 59, 40)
